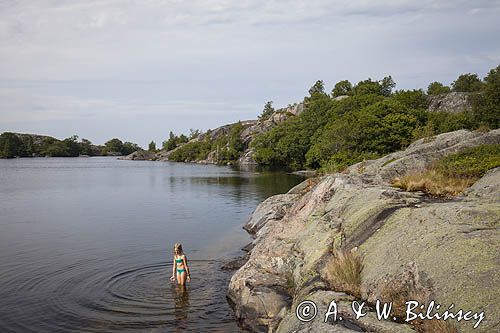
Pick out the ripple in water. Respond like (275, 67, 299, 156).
(0, 259, 241, 332)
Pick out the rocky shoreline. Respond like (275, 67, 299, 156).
(227, 129, 500, 333)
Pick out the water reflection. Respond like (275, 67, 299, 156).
(173, 284, 190, 330)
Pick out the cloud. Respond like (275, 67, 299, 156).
(0, 0, 499, 145)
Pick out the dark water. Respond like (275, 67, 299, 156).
(0, 157, 302, 332)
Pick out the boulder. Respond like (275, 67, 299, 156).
(238, 148, 258, 165)
(118, 149, 156, 160)
(427, 92, 473, 113)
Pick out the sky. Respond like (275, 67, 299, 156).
(1, 0, 499, 147)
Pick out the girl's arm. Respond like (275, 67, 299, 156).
(183, 256, 191, 280)
(171, 258, 176, 280)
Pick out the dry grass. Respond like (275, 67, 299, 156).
(392, 169, 475, 198)
(324, 249, 364, 298)
(381, 287, 458, 332)
(422, 319, 459, 333)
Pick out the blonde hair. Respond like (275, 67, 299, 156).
(174, 243, 184, 256)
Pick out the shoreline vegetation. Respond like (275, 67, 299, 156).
(3, 66, 499, 173)
(117, 65, 500, 176)
(0, 134, 141, 158)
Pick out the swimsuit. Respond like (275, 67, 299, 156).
(175, 257, 186, 274)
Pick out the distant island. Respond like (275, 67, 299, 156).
(0, 133, 141, 158)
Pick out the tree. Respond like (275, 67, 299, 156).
(472, 65, 500, 128)
(380, 76, 396, 97)
(79, 138, 93, 156)
(189, 129, 201, 140)
(62, 135, 81, 157)
(104, 138, 124, 155)
(392, 89, 429, 109)
(352, 76, 395, 97)
(122, 142, 140, 155)
(148, 141, 156, 152)
(331, 80, 353, 97)
(305, 99, 420, 170)
(308, 80, 326, 96)
(43, 141, 71, 157)
(259, 101, 274, 120)
(163, 131, 177, 151)
(163, 131, 189, 151)
(452, 73, 484, 92)
(0, 132, 24, 158)
(427, 82, 451, 95)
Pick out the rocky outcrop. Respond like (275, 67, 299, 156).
(238, 103, 304, 165)
(198, 120, 258, 142)
(427, 92, 473, 113)
(347, 129, 500, 183)
(118, 149, 156, 160)
(228, 129, 500, 333)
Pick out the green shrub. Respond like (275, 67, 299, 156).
(168, 140, 212, 162)
(435, 144, 500, 178)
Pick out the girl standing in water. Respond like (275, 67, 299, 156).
(170, 243, 191, 286)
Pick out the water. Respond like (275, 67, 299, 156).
(0, 157, 302, 332)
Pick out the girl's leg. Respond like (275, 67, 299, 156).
(179, 271, 186, 286)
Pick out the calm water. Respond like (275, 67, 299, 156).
(0, 157, 302, 332)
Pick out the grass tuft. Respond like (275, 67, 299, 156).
(392, 170, 474, 198)
(324, 249, 364, 298)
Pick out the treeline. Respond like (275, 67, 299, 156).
(0, 133, 141, 158)
(252, 65, 500, 171)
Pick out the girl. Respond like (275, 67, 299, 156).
(170, 243, 191, 285)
